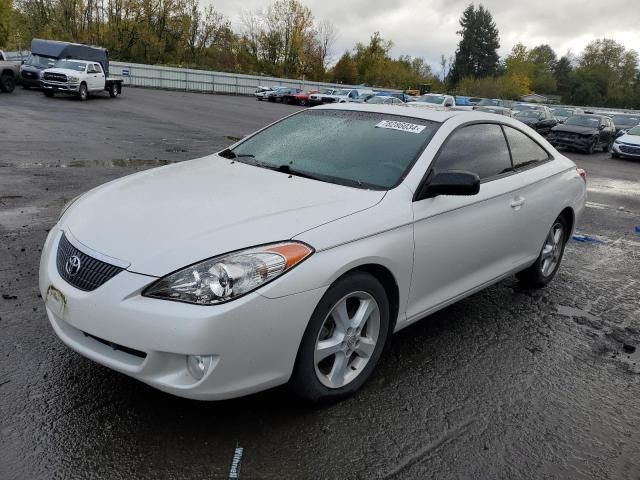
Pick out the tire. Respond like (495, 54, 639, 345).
(517, 215, 569, 288)
(586, 137, 598, 154)
(43, 91, 54, 98)
(602, 139, 613, 153)
(612, 152, 620, 159)
(0, 73, 15, 93)
(23, 85, 31, 90)
(78, 83, 88, 101)
(108, 83, 119, 98)
(299, 99, 307, 106)
(290, 272, 390, 402)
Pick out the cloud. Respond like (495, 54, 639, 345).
(209, 0, 640, 69)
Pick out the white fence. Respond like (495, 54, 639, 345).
(108, 61, 399, 96)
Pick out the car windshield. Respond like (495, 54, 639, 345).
(564, 115, 601, 127)
(53, 60, 87, 72)
(26, 54, 55, 68)
(626, 126, 640, 135)
(478, 99, 500, 106)
(515, 104, 537, 111)
(517, 111, 543, 119)
(334, 89, 352, 95)
(417, 95, 445, 104)
(226, 110, 440, 190)
(318, 88, 334, 94)
(552, 109, 573, 117)
(612, 115, 640, 126)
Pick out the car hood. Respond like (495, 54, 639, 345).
(551, 124, 597, 135)
(617, 133, 640, 146)
(44, 67, 81, 76)
(62, 155, 386, 276)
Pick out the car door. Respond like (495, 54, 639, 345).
(407, 123, 525, 322)
(93, 63, 105, 91)
(501, 125, 559, 262)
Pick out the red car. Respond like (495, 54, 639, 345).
(283, 90, 317, 106)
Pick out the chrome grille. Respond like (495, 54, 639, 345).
(56, 233, 123, 291)
(619, 144, 640, 155)
(43, 72, 67, 82)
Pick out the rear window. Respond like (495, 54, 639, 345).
(228, 110, 440, 189)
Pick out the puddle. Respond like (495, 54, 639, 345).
(587, 178, 640, 197)
(557, 305, 601, 323)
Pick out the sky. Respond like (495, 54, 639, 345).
(208, 0, 640, 74)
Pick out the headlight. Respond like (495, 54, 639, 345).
(143, 242, 314, 305)
(67, 76, 80, 83)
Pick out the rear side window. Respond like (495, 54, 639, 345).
(434, 123, 512, 180)
(503, 126, 550, 169)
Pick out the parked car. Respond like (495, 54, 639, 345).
(475, 106, 513, 117)
(455, 96, 475, 110)
(317, 88, 375, 104)
(514, 110, 558, 136)
(610, 113, 640, 136)
(20, 54, 56, 88)
(282, 90, 316, 106)
(408, 93, 456, 110)
(254, 86, 273, 101)
(547, 114, 616, 153)
(40, 104, 586, 402)
(612, 125, 640, 159)
(267, 87, 303, 103)
(474, 98, 515, 110)
(42, 57, 123, 100)
(512, 103, 552, 115)
(551, 107, 584, 124)
(365, 95, 405, 105)
(468, 97, 484, 106)
(0, 50, 20, 93)
(309, 88, 337, 106)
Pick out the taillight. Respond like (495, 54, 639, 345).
(576, 167, 586, 182)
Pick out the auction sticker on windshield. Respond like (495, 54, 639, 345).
(375, 120, 426, 134)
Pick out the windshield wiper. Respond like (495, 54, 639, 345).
(265, 164, 324, 181)
(218, 149, 254, 159)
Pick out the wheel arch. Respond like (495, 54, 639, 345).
(559, 206, 575, 242)
(333, 263, 401, 336)
(1, 69, 15, 77)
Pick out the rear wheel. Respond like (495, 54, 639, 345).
(290, 272, 390, 402)
(0, 73, 15, 93)
(78, 83, 88, 101)
(108, 82, 119, 98)
(517, 215, 569, 288)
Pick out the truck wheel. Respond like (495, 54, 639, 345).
(78, 83, 88, 101)
(0, 74, 15, 93)
(43, 91, 54, 98)
(23, 85, 31, 90)
(108, 83, 119, 98)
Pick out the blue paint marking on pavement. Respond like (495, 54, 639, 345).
(634, 226, 640, 234)
(572, 234, 604, 243)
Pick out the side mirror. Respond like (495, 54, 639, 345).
(417, 171, 480, 200)
(598, 124, 605, 130)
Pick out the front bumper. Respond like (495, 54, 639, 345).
(612, 142, 640, 158)
(39, 227, 325, 400)
(41, 81, 80, 93)
(548, 134, 594, 150)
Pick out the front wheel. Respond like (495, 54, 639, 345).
(290, 272, 390, 402)
(517, 215, 568, 288)
(0, 73, 15, 93)
(586, 137, 598, 154)
(78, 83, 88, 101)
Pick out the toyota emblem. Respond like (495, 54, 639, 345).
(65, 255, 82, 276)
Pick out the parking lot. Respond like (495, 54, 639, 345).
(1, 87, 639, 479)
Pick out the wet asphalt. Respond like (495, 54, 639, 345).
(1, 88, 639, 480)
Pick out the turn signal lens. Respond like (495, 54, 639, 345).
(143, 242, 314, 305)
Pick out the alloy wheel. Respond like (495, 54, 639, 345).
(314, 292, 380, 388)
(540, 222, 564, 277)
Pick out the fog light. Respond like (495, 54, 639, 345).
(187, 355, 213, 380)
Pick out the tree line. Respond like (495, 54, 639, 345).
(1, 0, 640, 108)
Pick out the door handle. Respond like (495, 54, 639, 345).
(510, 197, 525, 209)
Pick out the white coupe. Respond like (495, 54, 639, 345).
(40, 105, 587, 402)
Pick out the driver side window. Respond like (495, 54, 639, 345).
(434, 124, 513, 180)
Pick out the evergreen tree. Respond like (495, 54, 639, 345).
(449, 3, 500, 84)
